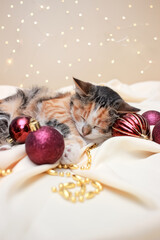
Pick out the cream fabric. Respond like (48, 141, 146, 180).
(0, 80, 160, 240)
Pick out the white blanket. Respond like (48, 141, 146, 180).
(0, 79, 160, 240)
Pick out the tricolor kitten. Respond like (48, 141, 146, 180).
(0, 78, 139, 164)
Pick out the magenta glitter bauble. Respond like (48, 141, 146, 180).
(25, 126, 65, 165)
(112, 113, 150, 139)
(142, 110, 160, 125)
(9, 116, 31, 143)
(152, 121, 160, 144)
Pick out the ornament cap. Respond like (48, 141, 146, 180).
(29, 118, 40, 132)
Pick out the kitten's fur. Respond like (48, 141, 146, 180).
(0, 78, 139, 164)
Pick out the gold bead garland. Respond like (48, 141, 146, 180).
(47, 143, 103, 203)
(48, 169, 103, 203)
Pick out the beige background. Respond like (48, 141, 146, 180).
(0, 0, 160, 90)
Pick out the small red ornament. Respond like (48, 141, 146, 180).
(112, 113, 150, 139)
(142, 110, 160, 125)
(152, 121, 160, 144)
(25, 126, 65, 165)
(9, 116, 31, 144)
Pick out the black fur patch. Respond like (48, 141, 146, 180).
(46, 119, 70, 138)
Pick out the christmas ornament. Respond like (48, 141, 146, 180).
(9, 116, 32, 144)
(152, 121, 160, 144)
(112, 113, 150, 139)
(142, 110, 160, 125)
(25, 126, 65, 165)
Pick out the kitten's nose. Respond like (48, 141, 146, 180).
(82, 124, 92, 136)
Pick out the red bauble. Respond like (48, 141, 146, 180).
(112, 113, 150, 139)
(152, 121, 160, 144)
(142, 110, 160, 125)
(9, 116, 31, 143)
(25, 126, 65, 165)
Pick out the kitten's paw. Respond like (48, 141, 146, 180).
(61, 143, 82, 165)
(0, 118, 9, 138)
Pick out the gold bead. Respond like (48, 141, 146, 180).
(94, 189, 100, 194)
(66, 172, 71, 177)
(85, 191, 95, 199)
(6, 169, 12, 175)
(72, 174, 82, 181)
(63, 164, 68, 169)
(91, 181, 103, 191)
(79, 196, 84, 202)
(1, 170, 6, 176)
(47, 169, 58, 176)
(76, 181, 82, 187)
(69, 164, 79, 170)
(71, 196, 76, 203)
(59, 171, 64, 177)
(59, 183, 64, 189)
(80, 166, 85, 170)
(80, 184, 86, 195)
(75, 191, 80, 197)
(58, 164, 62, 169)
(51, 186, 57, 192)
(85, 178, 90, 183)
(80, 179, 85, 184)
(60, 188, 70, 200)
(64, 182, 76, 189)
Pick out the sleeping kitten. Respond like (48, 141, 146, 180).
(0, 78, 139, 164)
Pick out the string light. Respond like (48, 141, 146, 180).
(1, 0, 160, 86)
(7, 58, 13, 65)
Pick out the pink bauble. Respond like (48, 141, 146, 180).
(112, 113, 150, 139)
(25, 126, 65, 165)
(152, 121, 160, 144)
(9, 116, 31, 143)
(142, 110, 160, 125)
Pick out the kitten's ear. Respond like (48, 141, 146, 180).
(73, 77, 94, 96)
(114, 99, 140, 113)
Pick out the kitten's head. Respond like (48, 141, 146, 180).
(70, 78, 140, 143)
